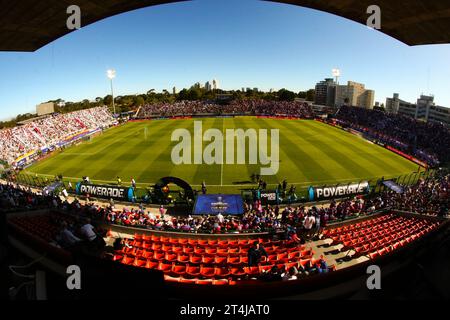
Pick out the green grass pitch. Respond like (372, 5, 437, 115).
(23, 117, 419, 194)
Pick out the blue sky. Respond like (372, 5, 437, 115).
(1, 0, 450, 120)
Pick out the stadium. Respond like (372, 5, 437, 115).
(1, 0, 450, 304)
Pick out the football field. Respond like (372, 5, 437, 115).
(23, 118, 419, 194)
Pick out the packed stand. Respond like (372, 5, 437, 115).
(335, 106, 450, 166)
(136, 100, 314, 119)
(0, 106, 115, 165)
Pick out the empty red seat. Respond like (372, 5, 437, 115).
(165, 252, 177, 262)
(169, 238, 179, 245)
(172, 264, 187, 276)
(227, 256, 241, 265)
(208, 239, 219, 246)
(217, 248, 228, 255)
(215, 267, 230, 277)
(151, 235, 160, 242)
(133, 257, 146, 267)
(202, 256, 215, 264)
(186, 265, 201, 277)
(200, 266, 215, 277)
(259, 265, 273, 273)
(244, 266, 259, 276)
(134, 233, 143, 241)
(154, 251, 165, 261)
(194, 247, 206, 255)
(189, 255, 202, 264)
(204, 247, 216, 254)
(214, 256, 227, 264)
(145, 259, 158, 269)
(158, 261, 173, 272)
(160, 236, 170, 243)
(121, 255, 133, 265)
(172, 246, 183, 253)
(142, 234, 152, 242)
(177, 254, 190, 263)
(197, 240, 208, 246)
(183, 246, 195, 254)
(230, 267, 246, 277)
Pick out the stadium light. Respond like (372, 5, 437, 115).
(107, 69, 116, 115)
(332, 68, 340, 84)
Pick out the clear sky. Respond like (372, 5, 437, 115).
(1, 0, 450, 120)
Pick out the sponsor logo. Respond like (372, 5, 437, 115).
(309, 182, 370, 201)
(79, 184, 126, 199)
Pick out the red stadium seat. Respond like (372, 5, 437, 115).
(151, 235, 160, 242)
(205, 247, 217, 255)
(244, 266, 260, 276)
(151, 243, 162, 251)
(172, 245, 183, 253)
(259, 265, 273, 273)
(189, 255, 202, 265)
(215, 267, 230, 277)
(183, 246, 195, 254)
(197, 240, 208, 246)
(169, 238, 179, 245)
(142, 234, 152, 242)
(213, 279, 229, 285)
(172, 264, 187, 276)
(230, 267, 246, 277)
(200, 266, 215, 277)
(177, 254, 190, 263)
(218, 240, 228, 246)
(208, 239, 218, 246)
(227, 256, 241, 265)
(121, 255, 134, 265)
(154, 251, 165, 261)
(188, 239, 197, 246)
(158, 261, 173, 272)
(194, 247, 206, 255)
(201, 256, 215, 265)
(133, 257, 146, 267)
(186, 266, 201, 277)
(145, 259, 158, 269)
(214, 256, 227, 264)
(165, 252, 177, 262)
(134, 233, 143, 241)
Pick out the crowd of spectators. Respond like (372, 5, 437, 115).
(0, 106, 115, 165)
(335, 106, 450, 166)
(2, 172, 448, 236)
(136, 99, 314, 119)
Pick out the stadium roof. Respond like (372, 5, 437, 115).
(1, 0, 450, 52)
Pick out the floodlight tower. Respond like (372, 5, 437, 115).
(107, 69, 116, 115)
(332, 68, 340, 85)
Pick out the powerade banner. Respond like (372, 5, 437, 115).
(308, 182, 370, 201)
(75, 182, 134, 202)
(256, 190, 279, 204)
